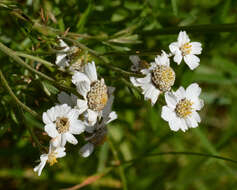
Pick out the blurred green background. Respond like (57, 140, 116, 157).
(1, 0, 237, 189)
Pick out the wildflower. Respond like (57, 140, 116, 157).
(129, 55, 149, 73)
(33, 142, 66, 176)
(72, 61, 109, 125)
(169, 31, 202, 70)
(130, 51, 175, 105)
(79, 87, 117, 157)
(55, 39, 70, 68)
(161, 83, 204, 132)
(43, 104, 85, 147)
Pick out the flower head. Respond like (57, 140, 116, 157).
(161, 83, 204, 132)
(33, 142, 66, 176)
(169, 31, 202, 70)
(72, 61, 110, 125)
(43, 104, 85, 147)
(130, 51, 175, 105)
(79, 87, 117, 157)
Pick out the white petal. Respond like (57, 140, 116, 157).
(34, 160, 47, 176)
(130, 77, 140, 87)
(61, 134, 67, 147)
(137, 74, 151, 84)
(55, 147, 66, 158)
(76, 99, 88, 114)
(72, 72, 91, 86)
(155, 51, 170, 66)
(169, 42, 179, 54)
(76, 82, 90, 97)
(141, 69, 150, 75)
(65, 133, 78, 145)
(54, 104, 71, 118)
(178, 31, 190, 45)
(43, 107, 56, 124)
(184, 54, 200, 70)
(79, 143, 94, 157)
(168, 117, 182, 132)
(180, 118, 188, 132)
(192, 98, 204, 111)
(173, 52, 183, 65)
(69, 120, 85, 134)
(174, 86, 186, 101)
(161, 106, 175, 121)
(87, 109, 98, 125)
(185, 116, 198, 128)
(190, 42, 202, 55)
(192, 111, 201, 123)
(84, 61, 97, 82)
(50, 136, 61, 148)
(164, 92, 177, 109)
(185, 83, 201, 100)
(106, 111, 118, 124)
(67, 108, 80, 122)
(44, 124, 58, 138)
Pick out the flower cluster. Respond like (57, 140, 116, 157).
(130, 31, 204, 132)
(34, 47, 117, 176)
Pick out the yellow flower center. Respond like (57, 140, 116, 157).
(87, 80, 108, 111)
(180, 42, 192, 56)
(152, 65, 175, 92)
(175, 98, 193, 118)
(56, 117, 70, 134)
(47, 152, 58, 166)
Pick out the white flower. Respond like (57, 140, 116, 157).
(72, 61, 109, 126)
(130, 51, 175, 105)
(161, 83, 204, 132)
(43, 104, 85, 147)
(79, 87, 117, 157)
(57, 91, 77, 108)
(55, 39, 70, 68)
(169, 31, 202, 70)
(33, 142, 66, 176)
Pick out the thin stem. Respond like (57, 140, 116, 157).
(62, 37, 143, 78)
(0, 69, 41, 120)
(108, 139, 128, 190)
(0, 42, 77, 93)
(100, 50, 161, 56)
(141, 23, 237, 35)
(121, 151, 237, 166)
(15, 52, 54, 67)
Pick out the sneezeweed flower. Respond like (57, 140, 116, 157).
(129, 55, 149, 73)
(161, 83, 204, 132)
(79, 87, 117, 157)
(33, 142, 66, 176)
(43, 104, 85, 147)
(130, 51, 175, 105)
(169, 31, 202, 70)
(72, 61, 109, 125)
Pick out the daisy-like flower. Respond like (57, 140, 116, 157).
(161, 83, 204, 132)
(130, 51, 175, 105)
(169, 31, 202, 70)
(55, 39, 71, 68)
(79, 87, 117, 157)
(43, 104, 85, 147)
(72, 61, 109, 125)
(129, 55, 149, 73)
(33, 142, 66, 176)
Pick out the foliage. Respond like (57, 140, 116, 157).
(1, 0, 237, 189)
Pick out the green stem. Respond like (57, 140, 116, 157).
(121, 151, 237, 166)
(0, 42, 76, 93)
(0, 69, 41, 120)
(15, 52, 54, 67)
(141, 23, 237, 35)
(108, 139, 128, 190)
